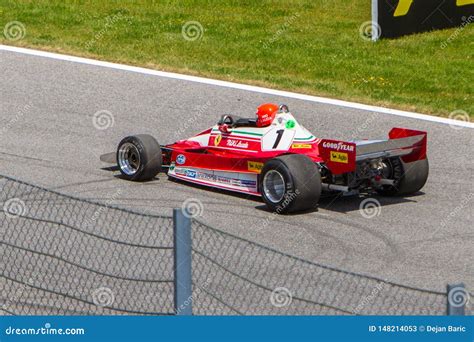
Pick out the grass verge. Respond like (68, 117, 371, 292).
(1, 0, 473, 117)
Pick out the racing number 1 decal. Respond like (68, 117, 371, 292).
(261, 127, 296, 151)
(272, 129, 284, 149)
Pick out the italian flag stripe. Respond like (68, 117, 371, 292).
(211, 128, 263, 137)
(294, 135, 315, 141)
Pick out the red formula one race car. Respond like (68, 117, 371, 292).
(100, 104, 428, 213)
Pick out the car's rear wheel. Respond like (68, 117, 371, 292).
(117, 134, 162, 181)
(377, 157, 429, 196)
(259, 154, 321, 213)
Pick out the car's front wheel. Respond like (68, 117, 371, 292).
(259, 154, 322, 213)
(116, 134, 162, 181)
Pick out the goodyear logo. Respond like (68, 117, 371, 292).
(330, 151, 348, 164)
(247, 161, 264, 173)
(394, 0, 473, 17)
(291, 143, 312, 149)
(322, 141, 355, 152)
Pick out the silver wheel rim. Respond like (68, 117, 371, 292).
(263, 170, 286, 203)
(118, 143, 141, 176)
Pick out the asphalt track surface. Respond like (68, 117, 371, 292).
(0, 48, 472, 294)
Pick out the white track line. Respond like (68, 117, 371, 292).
(1, 44, 472, 128)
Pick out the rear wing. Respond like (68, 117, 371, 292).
(318, 128, 427, 174)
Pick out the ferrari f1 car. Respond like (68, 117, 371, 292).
(100, 104, 428, 213)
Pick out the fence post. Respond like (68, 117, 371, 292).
(371, 0, 379, 42)
(447, 283, 466, 316)
(173, 208, 193, 315)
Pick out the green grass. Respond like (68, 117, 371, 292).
(1, 0, 473, 117)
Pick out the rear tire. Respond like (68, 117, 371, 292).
(259, 154, 321, 213)
(377, 157, 429, 196)
(117, 134, 162, 181)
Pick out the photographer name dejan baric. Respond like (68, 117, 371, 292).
(368, 325, 467, 333)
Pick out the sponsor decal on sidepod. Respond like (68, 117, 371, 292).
(176, 154, 186, 165)
(247, 161, 263, 173)
(227, 140, 249, 148)
(185, 170, 197, 178)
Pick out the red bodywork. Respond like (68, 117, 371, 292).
(164, 121, 427, 196)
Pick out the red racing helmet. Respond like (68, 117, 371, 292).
(256, 103, 279, 127)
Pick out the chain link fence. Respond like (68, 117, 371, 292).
(0, 176, 174, 315)
(0, 175, 471, 315)
(192, 221, 468, 315)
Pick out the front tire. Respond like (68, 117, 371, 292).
(259, 154, 322, 213)
(117, 134, 162, 181)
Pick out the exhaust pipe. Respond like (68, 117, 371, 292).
(322, 183, 349, 192)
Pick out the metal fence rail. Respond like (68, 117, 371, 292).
(0, 175, 471, 316)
